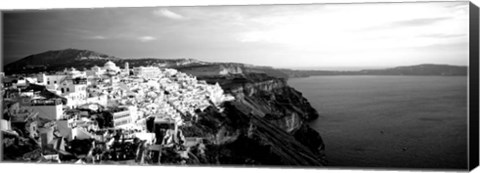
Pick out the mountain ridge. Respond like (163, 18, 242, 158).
(4, 48, 468, 77)
(4, 49, 209, 74)
(8, 48, 118, 65)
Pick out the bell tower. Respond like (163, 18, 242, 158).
(125, 62, 130, 75)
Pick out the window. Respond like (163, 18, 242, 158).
(67, 88, 70, 92)
(61, 88, 64, 93)
(114, 113, 131, 119)
(47, 81, 50, 85)
(54, 81, 57, 84)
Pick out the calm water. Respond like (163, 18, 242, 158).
(288, 76, 468, 169)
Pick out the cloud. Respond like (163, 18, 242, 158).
(138, 36, 156, 42)
(419, 33, 466, 38)
(390, 17, 451, 27)
(153, 8, 184, 20)
(363, 17, 452, 31)
(87, 35, 107, 40)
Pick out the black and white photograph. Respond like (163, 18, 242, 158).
(1, 0, 478, 172)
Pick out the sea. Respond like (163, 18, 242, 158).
(288, 76, 468, 170)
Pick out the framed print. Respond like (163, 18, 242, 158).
(1, 0, 479, 172)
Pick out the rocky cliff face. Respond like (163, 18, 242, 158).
(6, 48, 326, 165)
(219, 64, 243, 75)
(182, 74, 326, 166)
(229, 78, 319, 128)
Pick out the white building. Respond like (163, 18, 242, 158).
(87, 66, 106, 77)
(104, 61, 121, 75)
(123, 62, 130, 76)
(39, 126, 55, 148)
(59, 78, 88, 108)
(71, 127, 94, 140)
(37, 68, 86, 90)
(86, 61, 122, 77)
(56, 120, 73, 141)
(85, 94, 108, 107)
(58, 68, 86, 78)
(111, 107, 133, 128)
(0, 119, 12, 131)
(133, 66, 161, 79)
(27, 99, 64, 120)
(207, 83, 235, 105)
(163, 68, 178, 76)
(40, 74, 67, 91)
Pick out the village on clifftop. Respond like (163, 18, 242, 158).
(1, 61, 235, 164)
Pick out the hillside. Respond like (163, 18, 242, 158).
(5, 49, 118, 73)
(3, 49, 327, 166)
(177, 63, 289, 79)
(181, 74, 326, 165)
(4, 49, 206, 74)
(4, 49, 290, 78)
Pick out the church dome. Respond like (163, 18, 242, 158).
(104, 61, 120, 72)
(104, 61, 116, 68)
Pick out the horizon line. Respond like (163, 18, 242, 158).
(3, 48, 469, 71)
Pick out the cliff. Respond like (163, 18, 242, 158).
(181, 73, 326, 166)
(5, 48, 326, 166)
(176, 63, 289, 79)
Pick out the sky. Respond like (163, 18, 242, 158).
(2, 1, 470, 70)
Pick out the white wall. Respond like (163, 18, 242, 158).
(0, 119, 12, 131)
(45, 75, 67, 90)
(113, 110, 132, 127)
(86, 95, 108, 107)
(28, 104, 63, 120)
(56, 120, 73, 141)
(72, 127, 93, 140)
